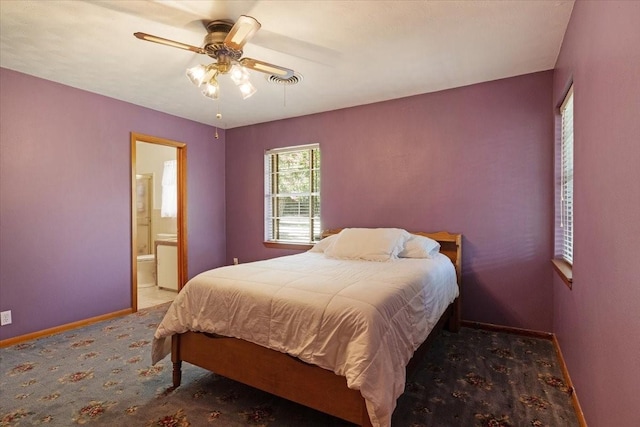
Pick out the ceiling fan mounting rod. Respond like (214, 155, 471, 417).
(203, 28, 242, 60)
(215, 55, 233, 74)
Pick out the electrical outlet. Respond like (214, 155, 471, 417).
(233, 258, 239, 265)
(0, 310, 12, 326)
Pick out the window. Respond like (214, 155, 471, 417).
(161, 160, 177, 218)
(553, 85, 573, 287)
(559, 86, 574, 264)
(265, 144, 320, 244)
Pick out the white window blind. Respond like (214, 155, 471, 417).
(264, 144, 320, 243)
(560, 86, 574, 264)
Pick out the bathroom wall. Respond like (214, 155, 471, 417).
(136, 142, 178, 245)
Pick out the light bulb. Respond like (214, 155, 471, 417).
(238, 81, 257, 99)
(202, 80, 219, 99)
(186, 65, 207, 87)
(230, 65, 250, 85)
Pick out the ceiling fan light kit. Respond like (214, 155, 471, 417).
(238, 81, 257, 99)
(202, 79, 220, 100)
(186, 64, 217, 87)
(134, 15, 295, 103)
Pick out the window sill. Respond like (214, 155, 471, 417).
(552, 258, 573, 289)
(263, 241, 314, 251)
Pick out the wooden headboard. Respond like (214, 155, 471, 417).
(321, 229, 462, 286)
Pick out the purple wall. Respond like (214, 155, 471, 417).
(226, 71, 555, 331)
(0, 68, 226, 340)
(552, 1, 640, 425)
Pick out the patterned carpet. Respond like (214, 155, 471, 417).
(0, 303, 578, 426)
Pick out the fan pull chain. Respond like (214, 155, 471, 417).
(214, 104, 222, 140)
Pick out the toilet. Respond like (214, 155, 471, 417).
(137, 233, 177, 288)
(137, 254, 156, 288)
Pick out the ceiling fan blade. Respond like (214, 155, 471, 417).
(134, 32, 206, 54)
(224, 15, 261, 52)
(240, 58, 294, 79)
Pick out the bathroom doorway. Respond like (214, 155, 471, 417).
(130, 133, 187, 312)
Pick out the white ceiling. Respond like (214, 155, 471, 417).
(0, 0, 574, 129)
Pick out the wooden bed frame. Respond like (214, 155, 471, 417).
(170, 230, 462, 426)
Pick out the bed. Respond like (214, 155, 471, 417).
(151, 228, 462, 427)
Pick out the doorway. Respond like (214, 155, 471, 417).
(130, 133, 187, 312)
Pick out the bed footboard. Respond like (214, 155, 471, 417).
(170, 331, 372, 426)
(168, 299, 456, 427)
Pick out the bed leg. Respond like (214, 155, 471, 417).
(447, 297, 461, 333)
(170, 334, 182, 388)
(172, 361, 182, 388)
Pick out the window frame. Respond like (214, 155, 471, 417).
(553, 84, 574, 288)
(264, 143, 320, 247)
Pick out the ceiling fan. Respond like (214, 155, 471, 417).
(134, 16, 295, 100)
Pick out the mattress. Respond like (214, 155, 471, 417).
(152, 251, 458, 427)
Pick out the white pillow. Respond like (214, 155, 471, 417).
(324, 228, 411, 262)
(308, 233, 339, 253)
(398, 234, 441, 259)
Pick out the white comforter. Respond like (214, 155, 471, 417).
(152, 252, 458, 427)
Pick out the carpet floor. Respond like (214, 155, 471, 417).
(0, 303, 578, 426)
